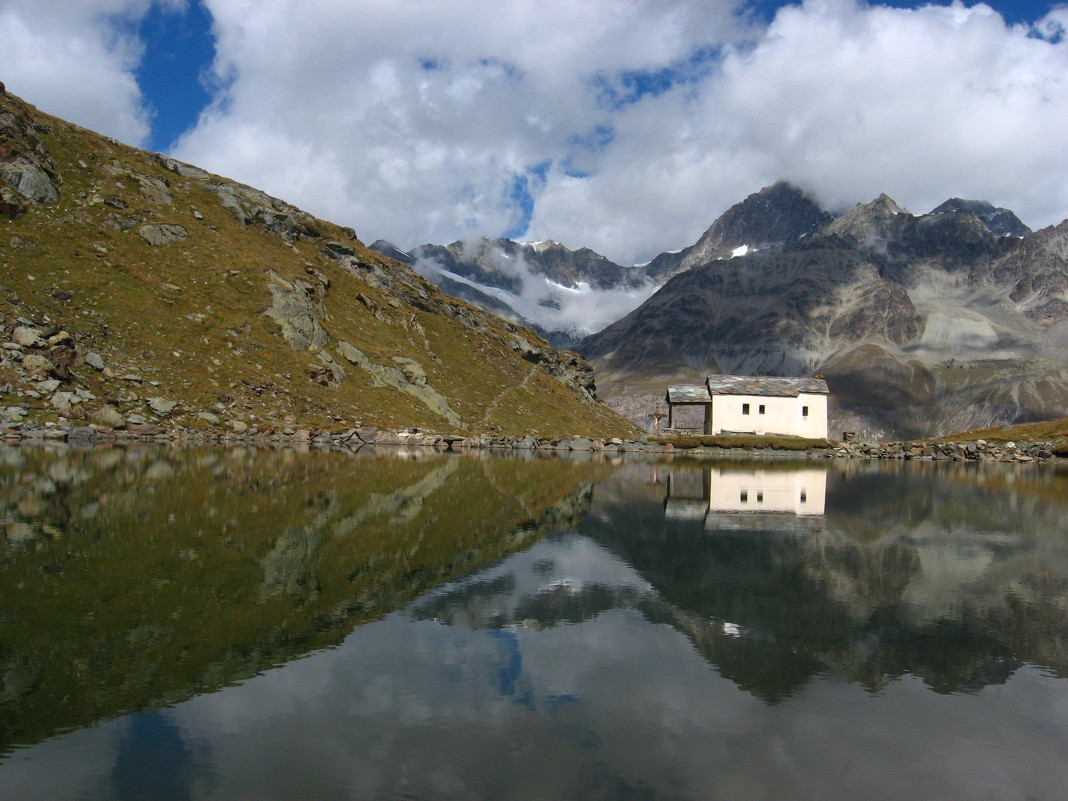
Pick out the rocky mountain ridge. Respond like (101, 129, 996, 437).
(581, 189, 1068, 438)
(0, 91, 637, 439)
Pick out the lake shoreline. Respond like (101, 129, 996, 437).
(0, 421, 1062, 462)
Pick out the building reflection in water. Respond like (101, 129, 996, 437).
(664, 464, 827, 530)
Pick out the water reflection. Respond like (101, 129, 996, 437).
(2, 450, 1068, 801)
(665, 464, 826, 532)
(0, 445, 608, 755)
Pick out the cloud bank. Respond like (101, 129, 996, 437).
(3, 1, 1067, 265)
(412, 242, 661, 338)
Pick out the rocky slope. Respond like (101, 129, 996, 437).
(0, 92, 637, 439)
(581, 190, 1068, 439)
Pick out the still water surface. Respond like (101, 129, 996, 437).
(1, 445, 1067, 800)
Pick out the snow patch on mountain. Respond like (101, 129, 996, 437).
(413, 248, 659, 338)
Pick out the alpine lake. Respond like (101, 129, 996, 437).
(2, 443, 1067, 801)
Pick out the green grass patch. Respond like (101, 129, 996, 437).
(653, 433, 833, 450)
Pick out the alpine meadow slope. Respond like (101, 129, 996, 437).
(0, 92, 637, 439)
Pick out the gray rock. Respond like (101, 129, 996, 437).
(154, 154, 209, 180)
(138, 223, 188, 246)
(21, 354, 53, 378)
(68, 426, 97, 441)
(264, 272, 328, 350)
(565, 437, 594, 451)
(6, 521, 36, 543)
(0, 162, 59, 203)
(337, 341, 460, 425)
(84, 352, 105, 370)
(147, 397, 178, 416)
(135, 174, 173, 205)
(36, 378, 60, 393)
(391, 356, 427, 386)
(90, 405, 126, 428)
(11, 326, 41, 346)
(197, 411, 221, 425)
(50, 392, 78, 411)
(1, 406, 27, 423)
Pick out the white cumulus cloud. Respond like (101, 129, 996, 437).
(0, 0, 187, 146)
(3, 1, 1067, 266)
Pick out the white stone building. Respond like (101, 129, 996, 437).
(665, 375, 829, 439)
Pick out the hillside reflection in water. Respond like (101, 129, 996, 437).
(2, 447, 1067, 801)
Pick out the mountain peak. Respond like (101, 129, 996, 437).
(822, 193, 910, 245)
(699, 181, 835, 253)
(929, 198, 1031, 237)
(641, 181, 834, 279)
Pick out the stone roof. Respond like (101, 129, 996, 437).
(705, 374, 829, 397)
(666, 385, 711, 403)
(667, 376, 828, 403)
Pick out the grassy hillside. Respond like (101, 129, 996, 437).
(0, 92, 637, 438)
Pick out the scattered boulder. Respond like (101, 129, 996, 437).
(90, 405, 126, 428)
(21, 354, 53, 378)
(68, 426, 97, 442)
(138, 223, 188, 246)
(84, 352, 105, 370)
(0, 161, 59, 203)
(153, 154, 209, 180)
(12, 325, 41, 346)
(50, 391, 78, 411)
(147, 397, 178, 416)
(134, 173, 172, 205)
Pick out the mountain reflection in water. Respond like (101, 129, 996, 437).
(2, 449, 1068, 801)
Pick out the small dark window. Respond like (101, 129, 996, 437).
(800, 490, 807, 504)
(759, 404, 766, 414)
(802, 405, 809, 418)
(742, 403, 750, 415)
(740, 490, 748, 502)
(756, 491, 763, 503)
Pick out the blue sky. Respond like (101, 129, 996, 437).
(134, 0, 215, 152)
(2, 0, 1067, 264)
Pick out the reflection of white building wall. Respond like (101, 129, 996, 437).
(708, 469, 827, 515)
(706, 393, 828, 439)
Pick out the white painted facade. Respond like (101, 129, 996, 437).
(666, 375, 830, 439)
(706, 392, 828, 439)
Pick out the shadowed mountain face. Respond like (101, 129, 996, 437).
(580, 191, 1068, 439)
